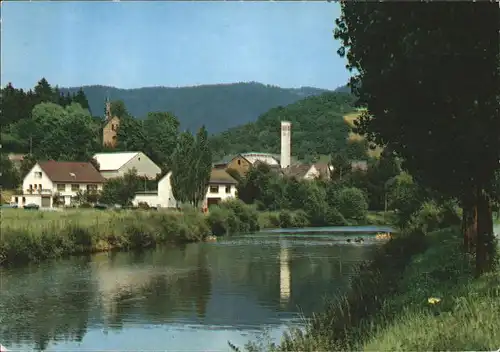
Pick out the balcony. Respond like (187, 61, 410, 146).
(26, 189, 53, 195)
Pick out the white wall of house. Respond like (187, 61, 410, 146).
(118, 153, 161, 179)
(204, 183, 237, 204)
(94, 152, 161, 179)
(133, 193, 161, 208)
(132, 172, 177, 208)
(132, 172, 237, 208)
(22, 163, 54, 196)
(10, 194, 51, 208)
(53, 182, 104, 206)
(14, 163, 104, 207)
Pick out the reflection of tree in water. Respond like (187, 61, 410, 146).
(206, 239, 379, 317)
(0, 258, 94, 351)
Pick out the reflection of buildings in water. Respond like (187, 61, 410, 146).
(91, 253, 161, 324)
(279, 241, 291, 305)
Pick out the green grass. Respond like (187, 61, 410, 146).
(0, 208, 212, 266)
(234, 227, 499, 351)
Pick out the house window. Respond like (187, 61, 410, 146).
(22, 197, 26, 204)
(34, 172, 42, 178)
(225, 186, 231, 194)
(57, 184, 66, 192)
(29, 184, 33, 190)
(34, 184, 38, 190)
(39, 184, 42, 190)
(71, 184, 80, 192)
(209, 186, 219, 193)
(87, 184, 98, 191)
(15, 197, 18, 203)
(237, 160, 241, 165)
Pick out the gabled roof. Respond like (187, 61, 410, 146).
(93, 152, 140, 171)
(283, 164, 313, 179)
(209, 169, 238, 185)
(313, 162, 331, 177)
(38, 161, 105, 183)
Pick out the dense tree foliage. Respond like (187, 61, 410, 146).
(60, 82, 332, 133)
(170, 127, 213, 207)
(1, 79, 95, 154)
(235, 163, 369, 226)
(99, 169, 142, 206)
(0, 153, 21, 189)
(211, 92, 368, 162)
(335, 2, 500, 274)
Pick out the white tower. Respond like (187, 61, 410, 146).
(280, 121, 292, 169)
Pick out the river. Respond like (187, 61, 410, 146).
(0, 229, 385, 351)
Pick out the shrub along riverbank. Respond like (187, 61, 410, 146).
(231, 204, 499, 351)
(0, 199, 376, 267)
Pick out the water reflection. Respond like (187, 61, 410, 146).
(279, 240, 291, 305)
(0, 233, 379, 351)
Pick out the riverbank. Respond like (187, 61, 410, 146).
(0, 209, 212, 266)
(0, 202, 392, 267)
(241, 227, 499, 351)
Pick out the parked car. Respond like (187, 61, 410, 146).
(1, 203, 18, 209)
(94, 203, 108, 210)
(24, 203, 40, 210)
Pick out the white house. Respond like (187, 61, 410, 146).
(93, 151, 161, 180)
(10, 160, 105, 208)
(133, 169, 238, 208)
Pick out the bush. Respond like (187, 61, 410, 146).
(336, 187, 368, 220)
(259, 212, 281, 229)
(279, 210, 294, 228)
(206, 207, 234, 236)
(207, 199, 260, 236)
(409, 200, 461, 233)
(219, 199, 260, 233)
(292, 209, 310, 228)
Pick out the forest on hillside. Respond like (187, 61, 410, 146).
(60, 82, 332, 133)
(210, 92, 368, 162)
(1, 78, 362, 171)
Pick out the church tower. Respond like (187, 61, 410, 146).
(102, 95, 120, 148)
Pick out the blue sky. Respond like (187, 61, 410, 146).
(1, 1, 350, 90)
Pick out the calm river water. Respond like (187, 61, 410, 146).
(0, 230, 383, 351)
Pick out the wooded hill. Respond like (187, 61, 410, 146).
(60, 82, 334, 133)
(210, 92, 369, 162)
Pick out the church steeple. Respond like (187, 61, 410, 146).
(105, 93, 111, 121)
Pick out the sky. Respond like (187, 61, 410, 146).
(1, 1, 351, 91)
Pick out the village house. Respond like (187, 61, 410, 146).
(282, 162, 331, 180)
(10, 160, 105, 208)
(93, 151, 161, 180)
(213, 152, 283, 175)
(132, 169, 238, 208)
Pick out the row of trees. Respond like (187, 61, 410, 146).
(335, 2, 500, 275)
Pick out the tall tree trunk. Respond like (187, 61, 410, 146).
(475, 188, 495, 277)
(461, 190, 478, 253)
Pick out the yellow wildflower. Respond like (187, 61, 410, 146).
(428, 297, 441, 305)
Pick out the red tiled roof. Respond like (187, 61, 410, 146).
(38, 161, 105, 183)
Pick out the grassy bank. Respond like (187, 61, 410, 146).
(0, 208, 212, 266)
(236, 227, 499, 351)
(1, 200, 395, 267)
